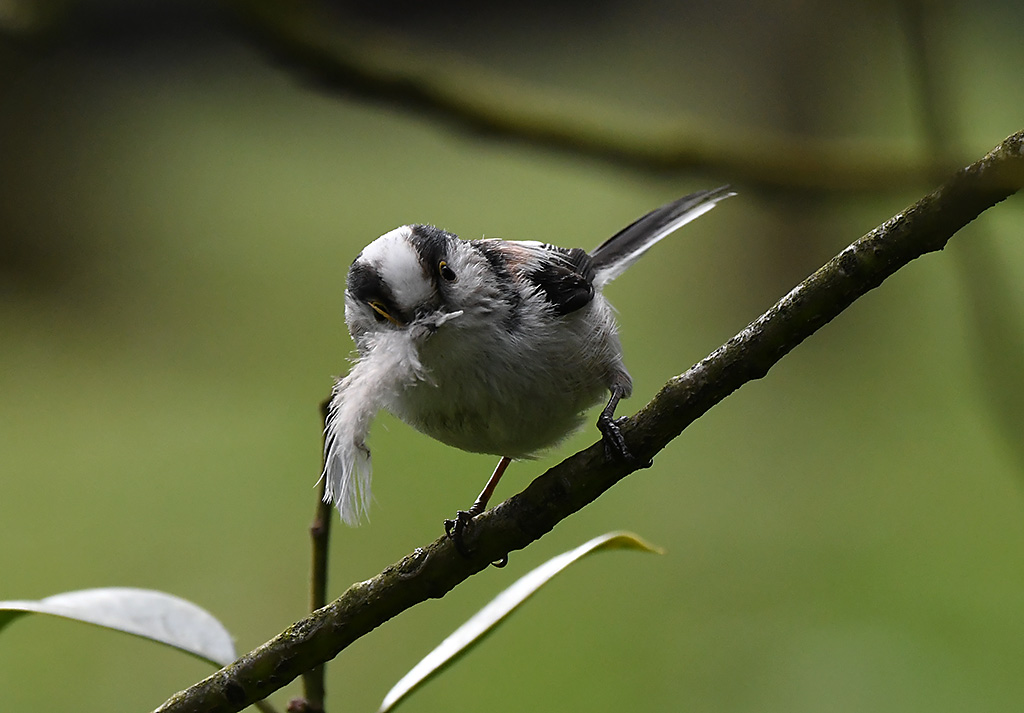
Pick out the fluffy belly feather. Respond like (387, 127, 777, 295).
(386, 326, 612, 457)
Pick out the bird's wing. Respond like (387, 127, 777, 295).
(475, 239, 596, 317)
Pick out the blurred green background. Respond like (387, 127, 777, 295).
(2, 1, 1024, 711)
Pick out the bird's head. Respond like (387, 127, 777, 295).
(344, 225, 485, 347)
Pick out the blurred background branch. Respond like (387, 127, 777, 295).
(221, 0, 955, 193)
(896, 0, 1024, 474)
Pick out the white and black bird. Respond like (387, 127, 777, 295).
(323, 186, 734, 532)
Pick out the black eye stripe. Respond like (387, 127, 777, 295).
(347, 262, 394, 304)
(347, 261, 408, 322)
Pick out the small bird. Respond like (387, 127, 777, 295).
(323, 186, 734, 530)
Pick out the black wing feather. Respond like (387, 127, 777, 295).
(525, 246, 595, 316)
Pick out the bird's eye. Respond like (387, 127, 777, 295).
(368, 300, 397, 325)
(438, 260, 457, 282)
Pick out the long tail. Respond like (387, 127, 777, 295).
(589, 186, 735, 288)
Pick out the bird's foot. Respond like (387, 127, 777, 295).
(443, 508, 508, 568)
(597, 415, 653, 468)
(443, 509, 475, 556)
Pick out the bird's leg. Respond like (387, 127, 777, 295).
(445, 456, 512, 564)
(597, 384, 650, 466)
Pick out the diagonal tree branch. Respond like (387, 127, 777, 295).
(153, 129, 1024, 713)
(221, 0, 957, 193)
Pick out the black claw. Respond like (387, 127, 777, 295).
(444, 511, 509, 568)
(598, 415, 654, 468)
(444, 510, 475, 557)
(598, 414, 633, 461)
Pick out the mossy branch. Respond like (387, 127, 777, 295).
(153, 129, 1023, 713)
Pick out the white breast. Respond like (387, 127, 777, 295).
(385, 294, 626, 458)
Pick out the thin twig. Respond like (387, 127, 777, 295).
(291, 400, 333, 713)
(152, 130, 1024, 713)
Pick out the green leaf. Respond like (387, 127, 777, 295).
(0, 587, 236, 667)
(378, 530, 663, 713)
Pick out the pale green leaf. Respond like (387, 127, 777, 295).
(379, 530, 663, 713)
(0, 587, 236, 667)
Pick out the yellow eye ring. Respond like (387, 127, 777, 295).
(438, 260, 457, 282)
(368, 300, 401, 326)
